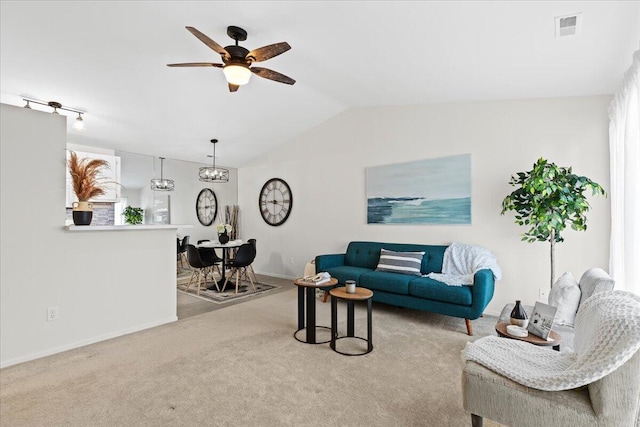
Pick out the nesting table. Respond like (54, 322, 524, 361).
(330, 286, 374, 356)
(293, 277, 338, 344)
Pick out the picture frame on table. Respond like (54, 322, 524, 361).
(527, 301, 558, 340)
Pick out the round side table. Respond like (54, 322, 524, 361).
(495, 322, 561, 351)
(330, 286, 374, 356)
(293, 278, 338, 344)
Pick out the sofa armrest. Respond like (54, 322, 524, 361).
(470, 269, 495, 318)
(315, 253, 346, 271)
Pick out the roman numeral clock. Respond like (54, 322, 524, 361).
(259, 178, 292, 226)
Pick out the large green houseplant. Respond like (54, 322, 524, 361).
(501, 158, 605, 289)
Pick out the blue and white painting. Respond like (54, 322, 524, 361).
(366, 154, 471, 225)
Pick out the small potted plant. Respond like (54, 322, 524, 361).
(216, 223, 233, 244)
(122, 206, 144, 225)
(67, 151, 111, 225)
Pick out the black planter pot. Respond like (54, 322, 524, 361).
(218, 232, 230, 244)
(72, 210, 93, 226)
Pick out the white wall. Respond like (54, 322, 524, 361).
(0, 104, 177, 367)
(117, 151, 238, 243)
(238, 96, 612, 315)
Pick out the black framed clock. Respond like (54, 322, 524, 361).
(196, 188, 218, 226)
(259, 178, 292, 226)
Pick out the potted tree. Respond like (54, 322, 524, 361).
(67, 151, 112, 225)
(501, 158, 606, 289)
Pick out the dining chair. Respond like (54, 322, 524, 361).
(185, 244, 220, 294)
(177, 235, 190, 271)
(222, 243, 256, 294)
(198, 246, 223, 278)
(247, 238, 258, 282)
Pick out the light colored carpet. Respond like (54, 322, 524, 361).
(0, 286, 502, 426)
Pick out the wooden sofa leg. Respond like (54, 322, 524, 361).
(465, 318, 473, 336)
(471, 414, 483, 427)
(322, 291, 329, 303)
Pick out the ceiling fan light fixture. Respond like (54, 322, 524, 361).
(223, 63, 251, 85)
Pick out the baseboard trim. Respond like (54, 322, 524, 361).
(0, 316, 178, 369)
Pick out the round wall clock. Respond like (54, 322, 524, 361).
(196, 188, 218, 226)
(259, 178, 293, 226)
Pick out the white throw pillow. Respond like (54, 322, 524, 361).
(578, 267, 615, 307)
(548, 272, 581, 327)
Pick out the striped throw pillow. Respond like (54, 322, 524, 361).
(375, 249, 425, 276)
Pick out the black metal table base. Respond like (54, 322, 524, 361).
(330, 296, 373, 356)
(295, 285, 332, 344)
(294, 326, 332, 345)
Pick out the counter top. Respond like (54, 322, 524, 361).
(65, 224, 194, 232)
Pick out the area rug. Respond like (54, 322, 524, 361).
(177, 270, 280, 304)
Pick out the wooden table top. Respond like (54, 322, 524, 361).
(293, 277, 338, 288)
(495, 322, 561, 347)
(330, 286, 373, 300)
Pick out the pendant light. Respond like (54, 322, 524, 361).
(199, 139, 229, 183)
(150, 157, 175, 191)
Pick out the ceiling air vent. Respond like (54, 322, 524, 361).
(555, 13, 582, 38)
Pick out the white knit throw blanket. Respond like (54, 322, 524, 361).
(426, 242, 502, 286)
(463, 290, 640, 391)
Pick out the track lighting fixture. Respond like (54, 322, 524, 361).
(22, 98, 87, 132)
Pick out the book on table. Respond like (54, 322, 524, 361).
(527, 301, 558, 340)
(299, 272, 331, 286)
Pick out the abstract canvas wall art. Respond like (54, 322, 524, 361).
(366, 154, 471, 225)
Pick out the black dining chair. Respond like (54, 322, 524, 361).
(198, 246, 223, 278)
(186, 244, 220, 294)
(247, 238, 258, 282)
(177, 236, 190, 271)
(222, 243, 256, 294)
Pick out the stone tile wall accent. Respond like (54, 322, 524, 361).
(66, 202, 115, 226)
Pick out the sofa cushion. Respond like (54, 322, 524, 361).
(359, 270, 414, 295)
(408, 276, 473, 305)
(578, 268, 615, 306)
(323, 266, 372, 286)
(344, 241, 447, 274)
(549, 272, 581, 327)
(375, 249, 424, 276)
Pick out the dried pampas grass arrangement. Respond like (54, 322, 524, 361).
(67, 151, 111, 201)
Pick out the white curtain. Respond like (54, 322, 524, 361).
(609, 50, 640, 295)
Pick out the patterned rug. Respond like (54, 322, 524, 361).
(177, 269, 280, 305)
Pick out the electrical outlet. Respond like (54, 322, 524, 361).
(538, 288, 549, 300)
(47, 306, 59, 321)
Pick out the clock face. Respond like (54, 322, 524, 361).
(196, 188, 218, 226)
(259, 178, 292, 226)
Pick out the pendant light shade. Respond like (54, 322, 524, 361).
(151, 157, 175, 191)
(199, 139, 229, 183)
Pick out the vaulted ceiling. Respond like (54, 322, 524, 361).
(1, 1, 638, 167)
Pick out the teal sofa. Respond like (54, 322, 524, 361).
(315, 241, 495, 335)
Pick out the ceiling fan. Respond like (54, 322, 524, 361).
(167, 26, 295, 92)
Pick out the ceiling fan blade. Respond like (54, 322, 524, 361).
(251, 67, 296, 85)
(167, 62, 223, 67)
(228, 83, 240, 92)
(246, 42, 291, 62)
(185, 26, 230, 60)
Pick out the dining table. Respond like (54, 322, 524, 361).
(197, 239, 244, 290)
